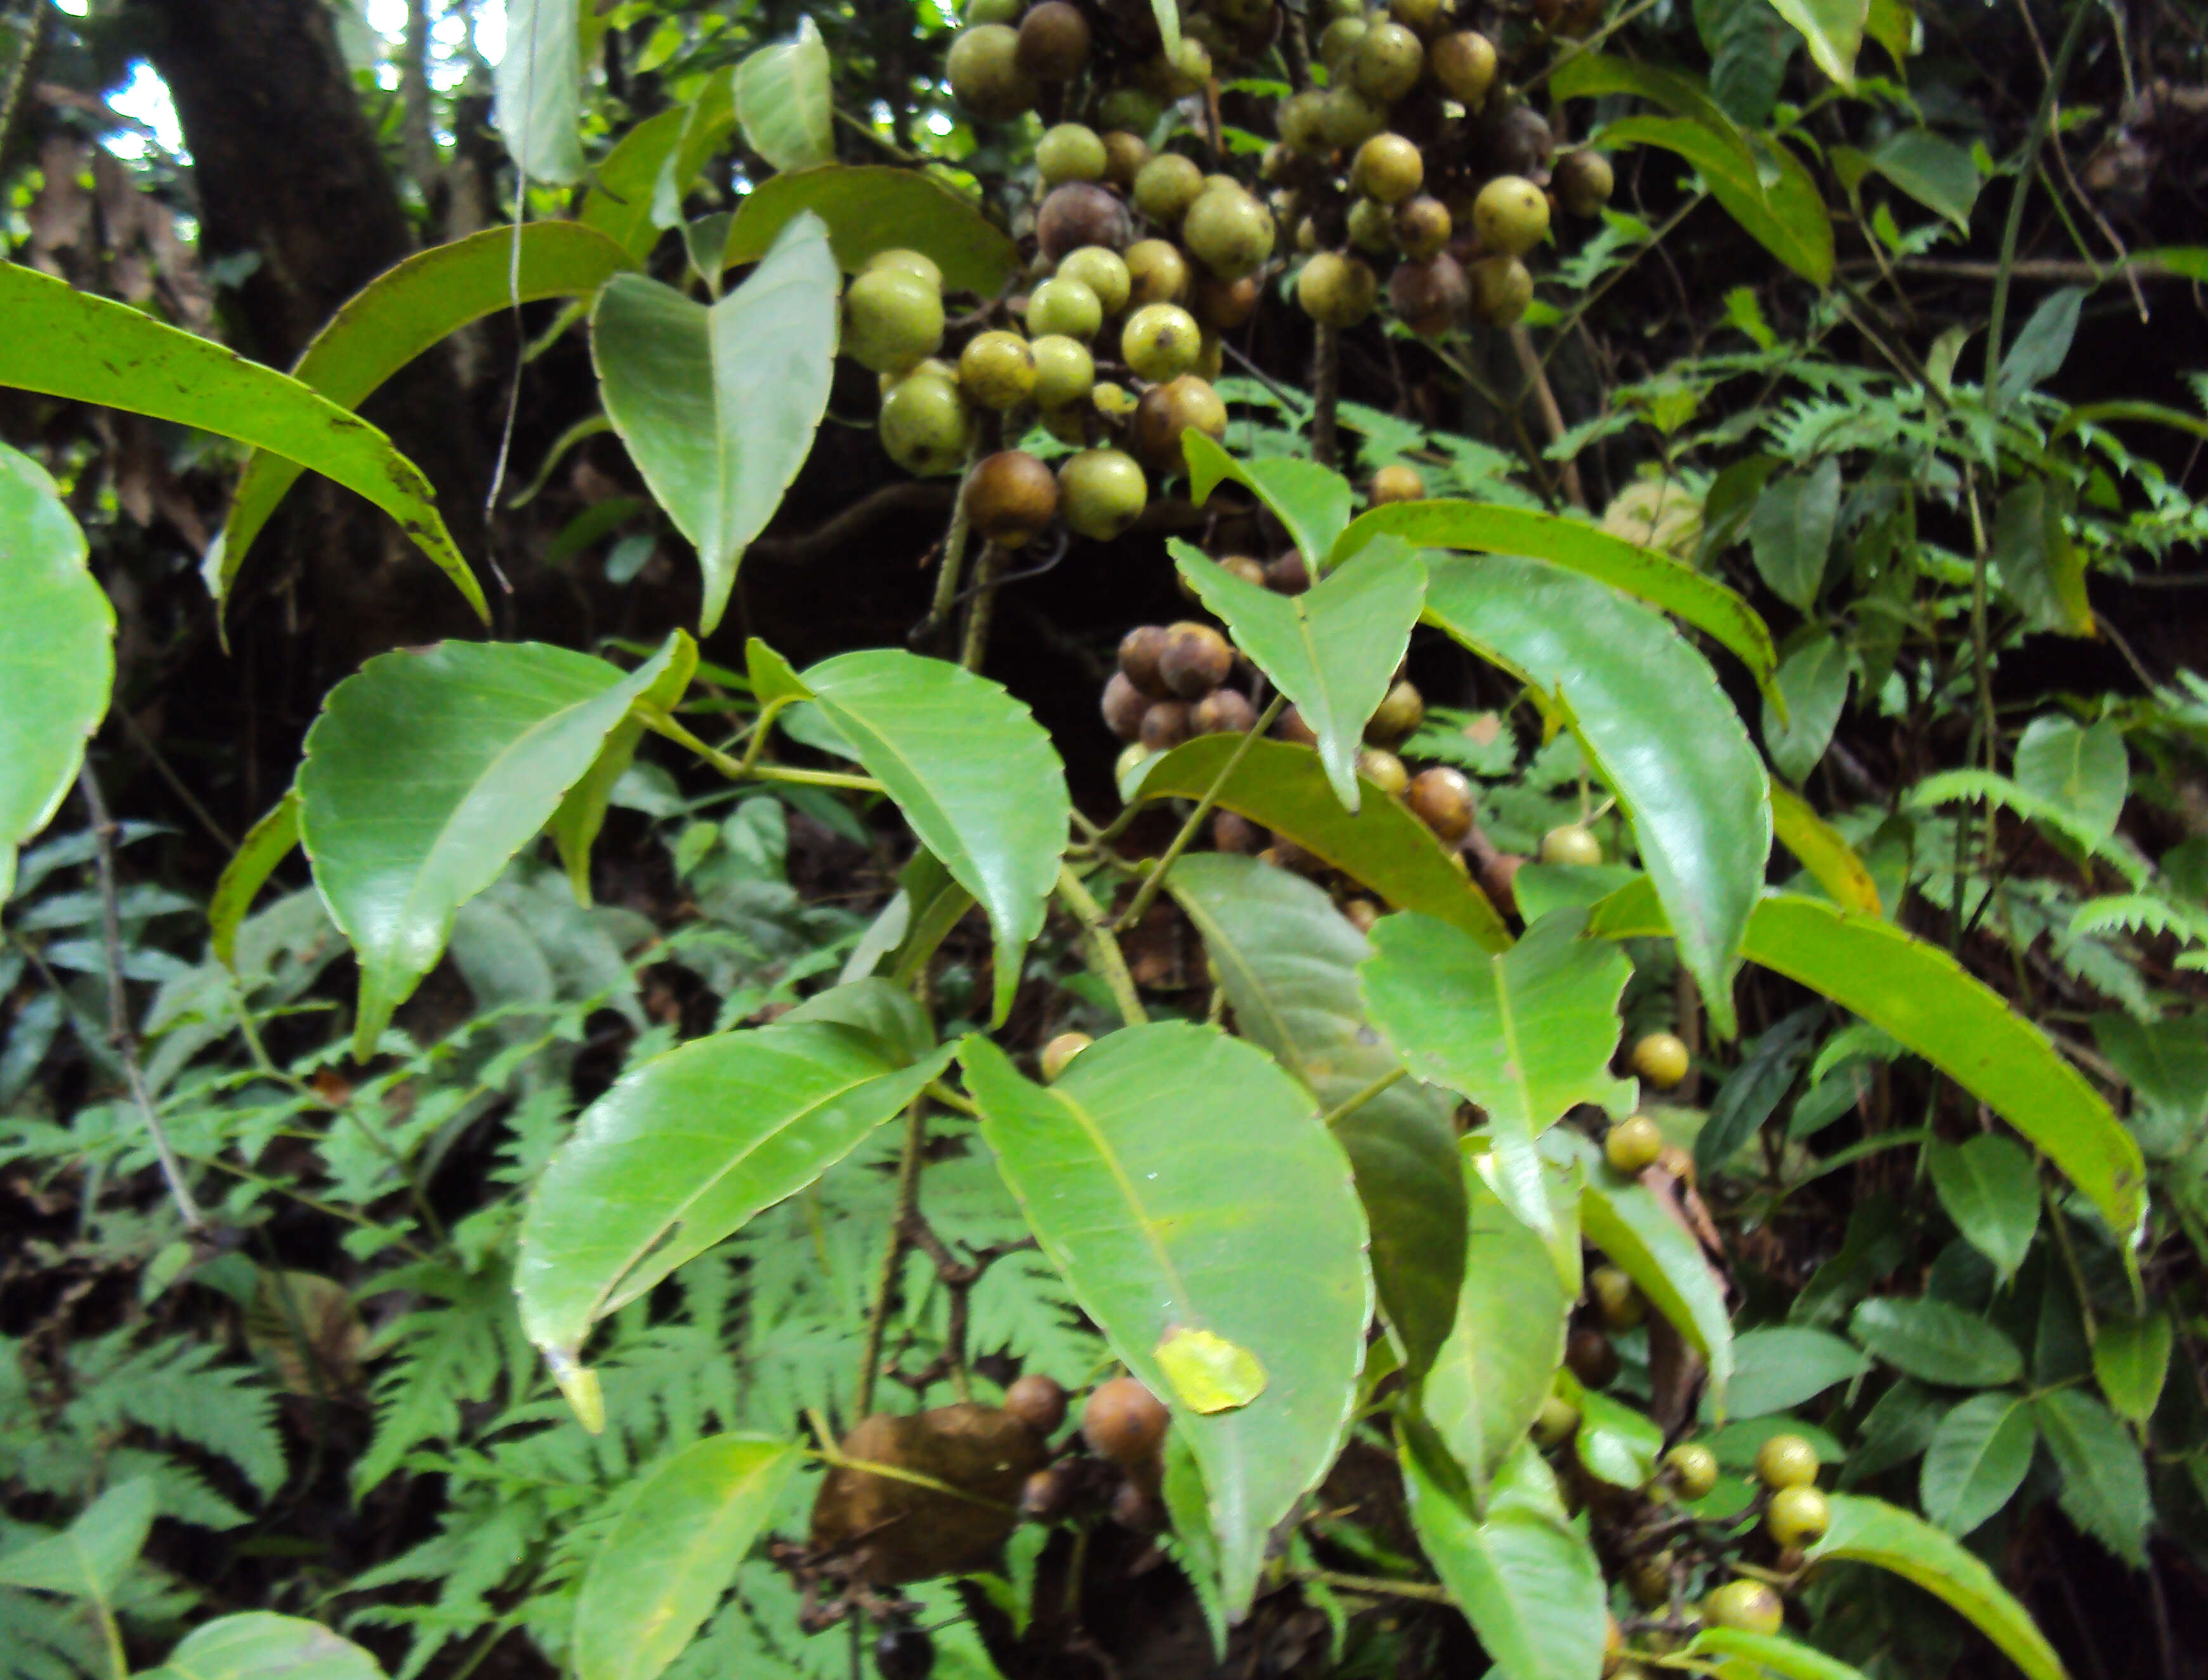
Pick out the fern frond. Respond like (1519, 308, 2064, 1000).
(62, 1332, 285, 1499)
(1905, 770, 2151, 888)
(353, 1263, 528, 1497)
(0, 1589, 102, 1680)
(2067, 893, 2208, 948)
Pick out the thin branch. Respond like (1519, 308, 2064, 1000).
(1319, 1066, 1407, 1125)
(1509, 325, 1587, 510)
(1055, 865, 1148, 1027)
(1115, 695, 1285, 931)
(855, 1101, 928, 1419)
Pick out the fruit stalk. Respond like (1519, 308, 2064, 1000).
(1311, 320, 1341, 466)
(1115, 692, 1286, 930)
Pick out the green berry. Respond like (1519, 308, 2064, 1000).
(1120, 302, 1203, 382)
(844, 268, 945, 374)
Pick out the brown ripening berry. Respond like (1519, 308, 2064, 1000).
(1394, 194, 1452, 259)
(1213, 810, 1264, 853)
(1101, 129, 1152, 187)
(1159, 622, 1235, 696)
(1566, 1325, 1619, 1389)
(1020, 1463, 1080, 1520)
(1110, 1478, 1164, 1532)
(1100, 671, 1151, 740)
(1082, 1376, 1169, 1464)
(1467, 254, 1534, 326)
(1343, 897, 1381, 933)
(1483, 851, 1523, 915)
(1276, 705, 1319, 747)
(1192, 687, 1259, 735)
(1553, 148, 1615, 216)
(1365, 678, 1424, 744)
(1264, 837, 1327, 876)
(1195, 270, 1263, 331)
(1118, 625, 1173, 698)
(964, 450, 1059, 546)
(1390, 251, 1469, 336)
(1218, 554, 1268, 587)
(1406, 766, 1473, 843)
(1131, 375, 1228, 470)
(1140, 700, 1192, 751)
(1429, 30, 1498, 105)
(1124, 238, 1191, 307)
(1357, 747, 1410, 796)
(1266, 551, 1311, 593)
(1004, 1372, 1070, 1433)
(1037, 182, 1132, 261)
(1370, 463, 1426, 505)
(1016, 1, 1092, 79)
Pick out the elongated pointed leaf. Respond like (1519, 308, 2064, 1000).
(582, 73, 738, 258)
(2093, 1313, 2172, 1426)
(1851, 1297, 2022, 1388)
(1599, 115, 1833, 285)
(791, 647, 1069, 1026)
(1362, 909, 1631, 1237)
(1763, 633, 1850, 782)
(0, 263, 483, 622)
(1131, 735, 1509, 948)
(734, 20, 834, 172)
(1185, 432, 1355, 568)
(1582, 1164, 1735, 1400)
(0, 1477, 154, 1600)
(1174, 538, 1425, 811)
(1165, 853, 1464, 1377)
(214, 223, 632, 605)
(1423, 554, 1770, 1037)
(300, 636, 688, 1056)
(1331, 501, 1777, 689)
(520, 1023, 952, 1367)
(574, 1436, 799, 1680)
(1808, 1494, 2068, 1680)
(723, 166, 1021, 296)
(495, 0, 584, 185)
(1921, 1392, 2036, 1536)
(0, 444, 111, 903)
(2032, 1389, 2150, 1566)
(138, 1615, 385, 1680)
(1686, 1629, 1871, 1680)
(593, 215, 839, 633)
(1765, 0, 1867, 87)
(1402, 1440, 1605, 1680)
(1590, 887, 2148, 1242)
(211, 792, 301, 969)
(1771, 786, 1880, 914)
(1926, 1136, 2039, 1283)
(962, 1027, 1371, 1618)
(1725, 1326, 1867, 1419)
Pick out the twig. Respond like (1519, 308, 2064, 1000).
(1115, 695, 1285, 931)
(855, 1101, 928, 1418)
(1311, 322, 1341, 468)
(1509, 325, 1587, 510)
(1320, 1066, 1407, 1125)
(1291, 1568, 1454, 1605)
(959, 542, 1009, 671)
(910, 437, 987, 648)
(78, 763, 204, 1231)
(1055, 865, 1148, 1027)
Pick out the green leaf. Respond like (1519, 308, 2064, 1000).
(962, 1026, 1371, 1617)
(723, 165, 1022, 296)
(138, 1614, 385, 1680)
(1174, 538, 1425, 811)
(1130, 735, 1509, 950)
(1764, 0, 1867, 87)
(1850, 1297, 2023, 1388)
(1995, 287, 2084, 407)
(1334, 500, 1777, 690)
(1926, 1136, 2039, 1283)
(1685, 1629, 1871, 1680)
(1164, 853, 1466, 1378)
(1598, 115, 1834, 285)
(1185, 431, 1355, 567)
(1861, 129, 1980, 232)
(591, 214, 839, 633)
(213, 223, 632, 605)
(793, 647, 1068, 1026)
(1695, 0, 1795, 126)
(0, 1477, 154, 1600)
(210, 792, 301, 969)
(1723, 1327, 1869, 1420)
(734, 20, 834, 172)
(0, 444, 112, 903)
(2014, 716, 2126, 844)
(581, 74, 738, 259)
(0, 263, 484, 624)
(1920, 1391, 2037, 1535)
(1581, 1165, 1735, 1401)
(494, 0, 584, 184)
(1992, 480, 2092, 636)
(1750, 459, 1841, 610)
(1423, 553, 1772, 1039)
(1808, 1494, 2067, 1680)
(549, 635, 700, 903)
(1424, 1152, 1577, 1495)
(1697, 1004, 1820, 1173)
(299, 635, 688, 1056)
(1771, 785, 1882, 914)
(1360, 907, 1633, 1237)
(1551, 53, 1746, 134)
(520, 1023, 953, 1368)
(1404, 1438, 1605, 1680)
(573, 1436, 799, 1680)
(779, 977, 938, 1066)
(2093, 1313, 2172, 1426)
(1575, 1389, 1666, 1488)
(2032, 1388, 2151, 1566)
(1591, 889, 2148, 1242)
(1763, 634, 1851, 784)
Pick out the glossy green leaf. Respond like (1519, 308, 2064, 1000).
(1771, 786, 1881, 914)
(573, 1436, 799, 1680)
(1336, 501, 1778, 692)
(300, 636, 687, 1057)
(1424, 1154, 1577, 1495)
(1551, 53, 1744, 133)
(2032, 1388, 2151, 1566)
(494, 0, 584, 184)
(2014, 715, 2127, 844)
(1695, 0, 1794, 126)
(1698, 1004, 1820, 1173)
(1600, 114, 1834, 285)
(1131, 735, 1509, 950)
(591, 214, 839, 633)
(0, 1477, 154, 1599)
(1575, 1389, 1666, 1488)
(1423, 554, 1771, 1038)
(792, 648, 1068, 1026)
(1165, 853, 1465, 1378)
(723, 165, 1022, 296)
(1920, 1391, 2036, 1536)
(1403, 1439, 1605, 1680)
(1185, 431, 1355, 567)
(1174, 537, 1425, 811)
(1992, 480, 2092, 636)
(0, 263, 483, 624)
(1808, 1494, 2067, 1680)
(1361, 907, 1633, 1237)
(1926, 1136, 2039, 1283)
(0, 444, 112, 903)
(1851, 1297, 2023, 1388)
(734, 20, 834, 172)
(1582, 1163, 1735, 1400)
(1724, 1327, 1868, 1419)
(1764, 0, 1867, 86)
(1860, 129, 1980, 232)
(138, 1615, 385, 1680)
(1686, 1629, 1870, 1680)
(962, 1026, 1370, 1617)
(1751, 459, 1841, 610)
(1763, 634, 1850, 784)
(214, 223, 632, 604)
(210, 792, 301, 969)
(520, 1023, 952, 1370)
(778, 977, 938, 1066)
(581, 73, 738, 258)
(549, 634, 699, 903)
